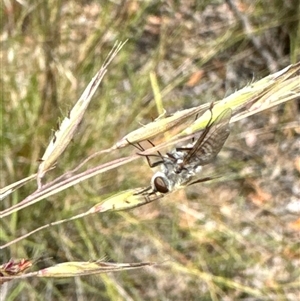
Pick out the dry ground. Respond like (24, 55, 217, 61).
(1, 1, 299, 300)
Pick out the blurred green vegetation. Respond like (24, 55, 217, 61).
(1, 0, 299, 300)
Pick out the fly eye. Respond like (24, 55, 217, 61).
(154, 177, 169, 193)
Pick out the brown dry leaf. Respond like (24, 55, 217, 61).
(265, 278, 278, 289)
(287, 218, 300, 231)
(236, 2, 253, 13)
(145, 15, 162, 35)
(248, 191, 272, 206)
(186, 70, 205, 87)
(148, 15, 162, 26)
(294, 157, 300, 172)
(127, 0, 139, 15)
(294, 124, 300, 134)
(247, 180, 272, 206)
(283, 246, 300, 259)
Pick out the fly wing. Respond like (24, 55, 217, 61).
(183, 108, 232, 166)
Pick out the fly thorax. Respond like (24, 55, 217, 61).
(174, 158, 184, 174)
(178, 167, 194, 183)
(194, 166, 202, 173)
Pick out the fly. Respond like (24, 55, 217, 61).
(133, 105, 232, 195)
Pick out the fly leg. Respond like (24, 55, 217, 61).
(127, 139, 165, 168)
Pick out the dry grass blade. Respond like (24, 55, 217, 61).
(115, 63, 299, 156)
(0, 260, 155, 281)
(178, 62, 300, 137)
(37, 41, 127, 188)
(0, 188, 164, 248)
(0, 174, 37, 201)
(114, 104, 210, 148)
(89, 189, 164, 212)
(36, 261, 156, 278)
(0, 155, 139, 218)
